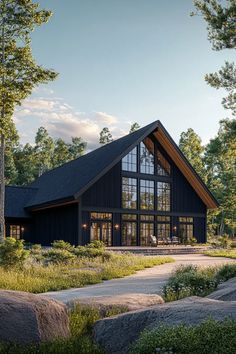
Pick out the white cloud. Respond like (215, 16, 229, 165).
(14, 96, 129, 149)
(95, 111, 118, 125)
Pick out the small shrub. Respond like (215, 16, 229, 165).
(73, 242, 110, 260)
(215, 263, 236, 283)
(73, 245, 104, 258)
(51, 240, 74, 251)
(30, 244, 42, 254)
(189, 236, 197, 245)
(86, 240, 105, 250)
(70, 303, 128, 337)
(218, 234, 232, 249)
(44, 248, 76, 264)
(163, 265, 218, 301)
(0, 238, 29, 268)
(163, 263, 236, 302)
(130, 318, 236, 354)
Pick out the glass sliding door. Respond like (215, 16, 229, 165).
(101, 222, 112, 246)
(140, 222, 154, 246)
(90, 221, 112, 246)
(91, 222, 100, 242)
(122, 222, 137, 246)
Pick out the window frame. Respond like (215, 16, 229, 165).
(140, 179, 155, 210)
(122, 177, 138, 209)
(156, 181, 171, 211)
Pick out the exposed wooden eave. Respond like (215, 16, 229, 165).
(154, 126, 218, 209)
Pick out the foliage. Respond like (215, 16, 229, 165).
(130, 318, 236, 354)
(0, 0, 58, 241)
(193, 0, 236, 116)
(69, 303, 127, 338)
(9, 127, 87, 185)
(205, 119, 236, 236)
(130, 122, 141, 133)
(218, 234, 232, 248)
(86, 240, 106, 250)
(189, 237, 197, 245)
(0, 237, 29, 268)
(179, 128, 206, 180)
(205, 249, 236, 259)
(163, 263, 236, 302)
(215, 262, 236, 282)
(0, 242, 174, 292)
(44, 249, 76, 265)
(99, 127, 113, 145)
(52, 239, 74, 252)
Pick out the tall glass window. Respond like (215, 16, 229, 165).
(157, 150, 171, 176)
(157, 182, 171, 211)
(122, 147, 137, 172)
(140, 138, 154, 174)
(140, 179, 154, 210)
(122, 177, 137, 209)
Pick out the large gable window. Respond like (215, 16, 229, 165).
(122, 177, 137, 209)
(157, 182, 171, 211)
(140, 138, 154, 174)
(140, 179, 154, 210)
(157, 150, 171, 176)
(122, 147, 137, 172)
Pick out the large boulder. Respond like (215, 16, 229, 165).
(93, 296, 236, 354)
(0, 290, 70, 344)
(68, 293, 164, 312)
(207, 277, 236, 301)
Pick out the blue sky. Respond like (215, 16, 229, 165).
(14, 0, 235, 149)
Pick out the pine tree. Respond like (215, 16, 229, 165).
(193, 0, 236, 116)
(99, 127, 113, 145)
(179, 128, 206, 180)
(0, 0, 57, 241)
(130, 122, 140, 133)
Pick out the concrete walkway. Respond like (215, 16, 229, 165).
(42, 254, 236, 304)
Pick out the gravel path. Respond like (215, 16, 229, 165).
(42, 254, 236, 304)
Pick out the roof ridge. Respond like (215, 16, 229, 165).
(30, 120, 159, 184)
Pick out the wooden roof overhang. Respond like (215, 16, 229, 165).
(154, 123, 219, 209)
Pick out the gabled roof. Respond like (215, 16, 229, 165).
(27, 121, 158, 208)
(26, 120, 218, 210)
(5, 186, 38, 218)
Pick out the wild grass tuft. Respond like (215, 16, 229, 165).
(163, 263, 236, 302)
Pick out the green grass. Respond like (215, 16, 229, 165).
(163, 263, 236, 302)
(0, 253, 174, 293)
(0, 303, 128, 354)
(204, 249, 236, 259)
(129, 318, 236, 354)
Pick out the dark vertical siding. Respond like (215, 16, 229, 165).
(172, 164, 206, 214)
(81, 211, 90, 245)
(194, 217, 207, 243)
(32, 203, 78, 246)
(82, 162, 121, 208)
(5, 218, 32, 243)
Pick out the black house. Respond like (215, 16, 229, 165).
(4, 121, 218, 246)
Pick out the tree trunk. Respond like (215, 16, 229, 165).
(0, 0, 6, 241)
(0, 134, 5, 241)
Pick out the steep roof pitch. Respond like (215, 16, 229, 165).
(27, 121, 158, 208)
(26, 120, 218, 209)
(5, 186, 38, 218)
